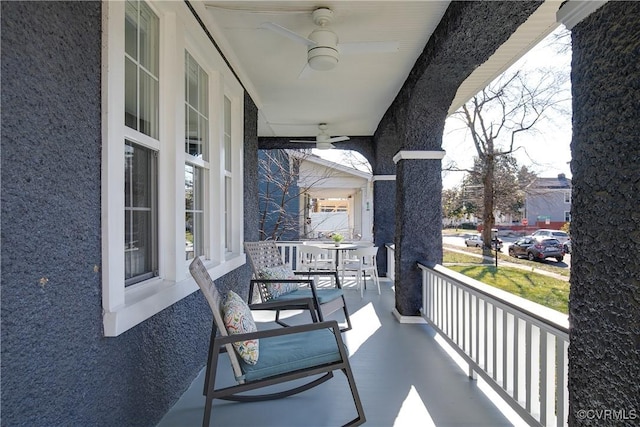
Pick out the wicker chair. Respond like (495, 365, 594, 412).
(189, 256, 365, 427)
(244, 241, 352, 332)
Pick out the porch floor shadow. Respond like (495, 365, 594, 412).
(157, 277, 516, 427)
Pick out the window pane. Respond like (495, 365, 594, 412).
(186, 55, 198, 110)
(125, 210, 154, 280)
(186, 106, 198, 156)
(224, 96, 231, 171)
(224, 96, 231, 132)
(199, 114, 208, 160)
(125, 0, 159, 138)
(139, 69, 158, 138)
(185, 52, 209, 160)
(199, 68, 208, 115)
(138, 1, 158, 75)
(225, 176, 231, 251)
(125, 1, 138, 59)
(125, 141, 157, 284)
(186, 164, 204, 260)
(124, 58, 138, 130)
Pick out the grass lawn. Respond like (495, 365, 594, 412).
(443, 249, 569, 314)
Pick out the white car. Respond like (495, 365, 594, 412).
(464, 234, 503, 250)
(531, 229, 570, 245)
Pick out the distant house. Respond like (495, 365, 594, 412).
(524, 173, 572, 229)
(259, 149, 373, 241)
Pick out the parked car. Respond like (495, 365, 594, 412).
(508, 236, 564, 262)
(563, 238, 572, 254)
(464, 234, 503, 250)
(531, 229, 570, 245)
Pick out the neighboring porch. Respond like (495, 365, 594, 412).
(158, 276, 521, 427)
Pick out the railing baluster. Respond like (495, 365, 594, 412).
(483, 300, 488, 372)
(462, 289, 467, 354)
(491, 305, 500, 382)
(540, 330, 556, 425)
(556, 338, 569, 427)
(454, 285, 460, 346)
(502, 310, 509, 390)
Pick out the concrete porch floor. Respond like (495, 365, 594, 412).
(158, 277, 519, 427)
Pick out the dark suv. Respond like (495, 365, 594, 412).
(508, 236, 564, 262)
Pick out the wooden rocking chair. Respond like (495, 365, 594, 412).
(189, 256, 365, 427)
(244, 241, 352, 331)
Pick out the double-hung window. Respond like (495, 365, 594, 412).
(185, 51, 208, 261)
(123, 0, 159, 285)
(224, 96, 233, 252)
(103, 0, 245, 336)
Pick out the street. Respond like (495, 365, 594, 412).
(443, 234, 571, 269)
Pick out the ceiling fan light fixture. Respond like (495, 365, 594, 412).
(308, 47, 339, 70)
(315, 142, 334, 150)
(307, 28, 339, 71)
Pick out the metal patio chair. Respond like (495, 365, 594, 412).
(244, 241, 352, 331)
(189, 256, 365, 427)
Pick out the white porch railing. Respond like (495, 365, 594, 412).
(272, 241, 303, 270)
(418, 262, 569, 427)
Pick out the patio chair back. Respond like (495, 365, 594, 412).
(189, 256, 244, 380)
(244, 240, 285, 274)
(244, 241, 352, 331)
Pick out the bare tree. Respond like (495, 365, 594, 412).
(449, 65, 570, 249)
(259, 149, 362, 240)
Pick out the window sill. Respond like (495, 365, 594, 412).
(103, 253, 246, 336)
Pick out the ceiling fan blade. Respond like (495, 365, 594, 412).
(260, 22, 316, 47)
(297, 62, 316, 80)
(326, 136, 350, 143)
(289, 139, 317, 143)
(338, 41, 400, 55)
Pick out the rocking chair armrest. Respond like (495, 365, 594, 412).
(250, 278, 314, 285)
(248, 297, 315, 312)
(214, 320, 342, 346)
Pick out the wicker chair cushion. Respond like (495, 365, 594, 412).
(222, 290, 259, 365)
(258, 265, 299, 298)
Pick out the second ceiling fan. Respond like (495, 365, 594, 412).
(290, 123, 349, 150)
(260, 7, 399, 76)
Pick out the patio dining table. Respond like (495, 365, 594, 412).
(302, 242, 363, 274)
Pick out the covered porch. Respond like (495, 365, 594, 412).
(158, 277, 517, 427)
(2, 1, 638, 426)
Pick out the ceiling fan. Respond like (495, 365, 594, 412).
(260, 7, 399, 76)
(290, 123, 349, 150)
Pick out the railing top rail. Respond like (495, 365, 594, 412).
(418, 261, 569, 335)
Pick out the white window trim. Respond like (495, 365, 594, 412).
(102, 1, 245, 337)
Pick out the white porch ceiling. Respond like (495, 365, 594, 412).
(201, 1, 562, 140)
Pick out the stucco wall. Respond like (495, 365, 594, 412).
(375, 1, 544, 315)
(568, 2, 640, 425)
(0, 2, 256, 425)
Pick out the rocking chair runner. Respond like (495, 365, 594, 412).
(244, 241, 352, 331)
(189, 256, 365, 427)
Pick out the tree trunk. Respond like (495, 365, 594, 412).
(482, 156, 495, 252)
